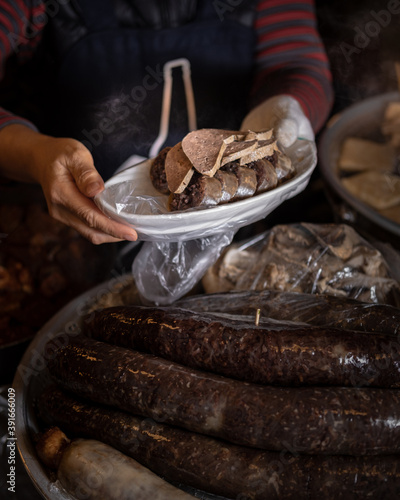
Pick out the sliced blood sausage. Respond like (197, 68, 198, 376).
(223, 163, 257, 200)
(176, 290, 400, 336)
(46, 335, 400, 455)
(165, 142, 194, 194)
(274, 150, 295, 182)
(247, 158, 278, 193)
(86, 305, 400, 388)
(37, 386, 400, 500)
(169, 175, 222, 211)
(215, 170, 238, 202)
(150, 146, 171, 195)
(181, 129, 237, 177)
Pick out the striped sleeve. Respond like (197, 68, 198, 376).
(0, 0, 45, 131)
(251, 0, 334, 132)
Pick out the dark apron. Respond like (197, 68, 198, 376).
(51, 0, 256, 179)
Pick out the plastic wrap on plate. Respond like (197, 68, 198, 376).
(202, 223, 400, 307)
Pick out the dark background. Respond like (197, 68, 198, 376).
(1, 1, 400, 499)
(316, 0, 400, 114)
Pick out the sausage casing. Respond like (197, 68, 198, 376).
(86, 305, 400, 388)
(46, 335, 400, 455)
(37, 386, 400, 500)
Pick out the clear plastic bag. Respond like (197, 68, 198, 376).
(132, 231, 235, 305)
(202, 222, 400, 307)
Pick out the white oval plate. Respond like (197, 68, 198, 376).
(95, 139, 317, 242)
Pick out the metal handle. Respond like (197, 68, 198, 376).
(149, 58, 197, 158)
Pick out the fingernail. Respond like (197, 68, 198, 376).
(123, 233, 137, 242)
(87, 181, 103, 196)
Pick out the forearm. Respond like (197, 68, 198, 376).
(251, 69, 333, 134)
(0, 0, 47, 180)
(0, 123, 47, 183)
(252, 0, 334, 133)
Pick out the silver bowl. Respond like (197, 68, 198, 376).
(318, 91, 400, 247)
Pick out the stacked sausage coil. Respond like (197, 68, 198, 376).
(35, 292, 400, 499)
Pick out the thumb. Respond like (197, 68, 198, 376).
(66, 147, 105, 198)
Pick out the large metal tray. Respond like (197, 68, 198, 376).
(13, 276, 229, 500)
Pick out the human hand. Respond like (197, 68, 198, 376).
(31, 136, 138, 244)
(241, 95, 314, 148)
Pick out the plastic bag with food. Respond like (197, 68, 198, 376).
(202, 222, 400, 307)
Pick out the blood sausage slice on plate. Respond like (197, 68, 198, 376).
(169, 174, 223, 211)
(165, 142, 194, 194)
(182, 129, 241, 177)
(224, 163, 257, 200)
(150, 146, 172, 195)
(215, 170, 239, 202)
(247, 158, 278, 193)
(274, 150, 295, 182)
